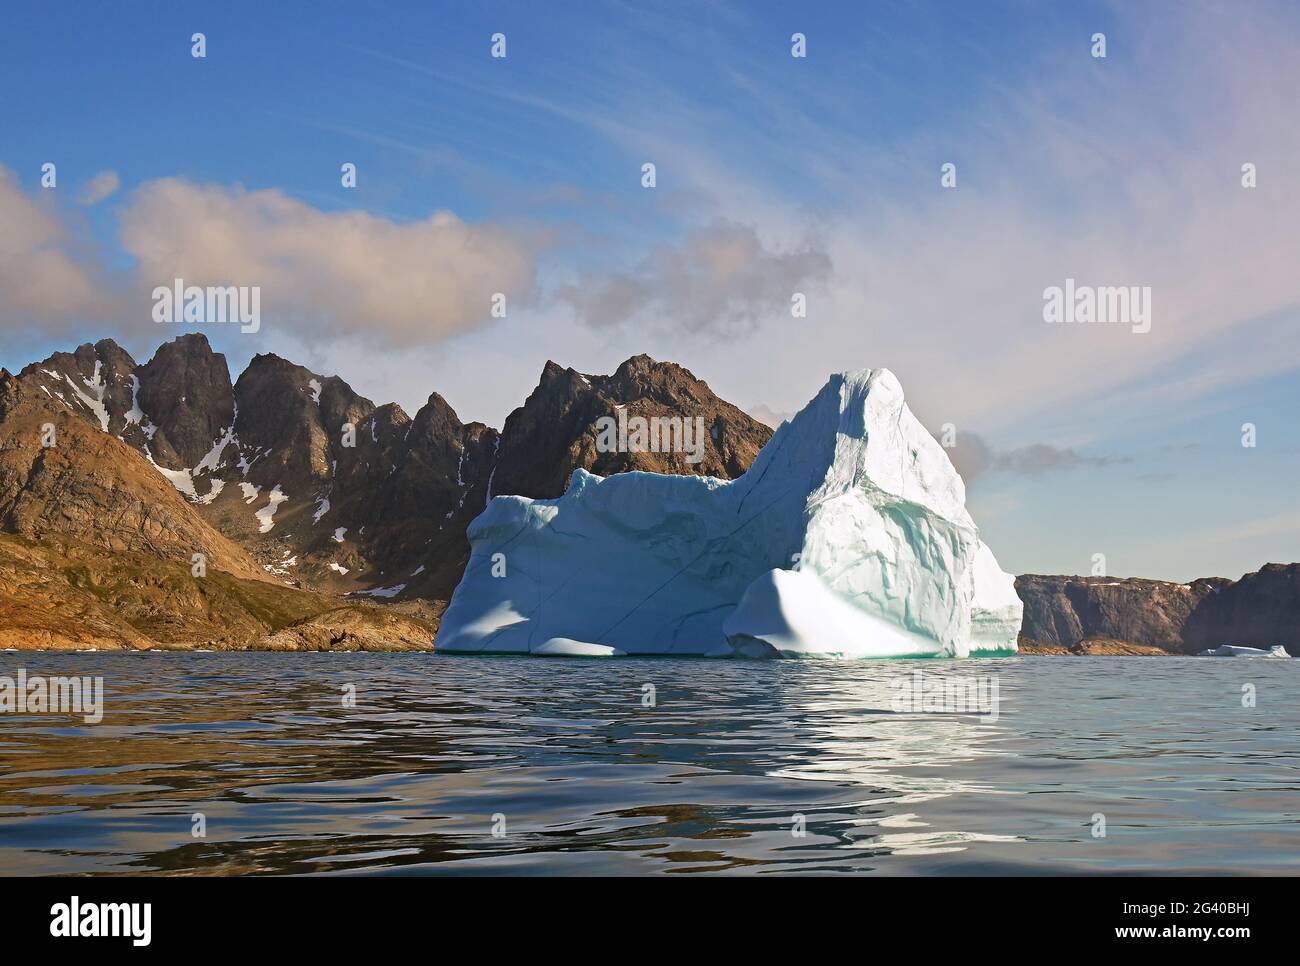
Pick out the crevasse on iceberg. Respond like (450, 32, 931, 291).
(435, 369, 1022, 658)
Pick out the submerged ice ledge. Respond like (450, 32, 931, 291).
(435, 368, 1023, 659)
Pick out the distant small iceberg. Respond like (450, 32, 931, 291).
(1196, 644, 1290, 658)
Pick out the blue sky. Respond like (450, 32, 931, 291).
(1, 0, 1297, 580)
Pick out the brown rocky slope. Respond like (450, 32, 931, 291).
(0, 368, 265, 581)
(0, 534, 434, 650)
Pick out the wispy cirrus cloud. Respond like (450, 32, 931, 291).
(78, 170, 120, 206)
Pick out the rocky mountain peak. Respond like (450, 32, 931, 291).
(12, 340, 138, 440)
(410, 392, 463, 439)
(607, 354, 717, 406)
(231, 354, 375, 487)
(0, 370, 18, 421)
(611, 352, 658, 376)
(136, 334, 235, 469)
(92, 337, 138, 373)
(488, 354, 774, 500)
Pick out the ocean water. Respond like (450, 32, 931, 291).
(0, 652, 1295, 875)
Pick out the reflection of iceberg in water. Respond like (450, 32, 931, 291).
(764, 664, 1026, 859)
(868, 826, 1023, 857)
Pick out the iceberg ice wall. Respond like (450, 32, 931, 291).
(435, 369, 1022, 658)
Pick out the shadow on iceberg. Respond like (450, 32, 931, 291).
(435, 369, 1022, 658)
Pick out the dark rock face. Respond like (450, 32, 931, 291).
(233, 353, 372, 490)
(1017, 567, 1298, 653)
(490, 354, 773, 500)
(372, 396, 497, 561)
(221, 360, 501, 598)
(1183, 564, 1300, 651)
(136, 334, 236, 469)
(1015, 575, 1223, 651)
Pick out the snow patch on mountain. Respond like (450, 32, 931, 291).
(63, 362, 109, 432)
(122, 374, 154, 437)
(352, 582, 406, 599)
(146, 454, 201, 501)
(195, 479, 224, 505)
(141, 421, 235, 505)
(255, 485, 288, 533)
(484, 436, 501, 499)
(442, 447, 470, 525)
(194, 421, 236, 475)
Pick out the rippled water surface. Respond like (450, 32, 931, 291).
(0, 653, 1295, 875)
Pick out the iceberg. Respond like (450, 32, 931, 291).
(435, 369, 1022, 658)
(1196, 644, 1290, 658)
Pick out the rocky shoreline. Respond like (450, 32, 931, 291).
(1016, 565, 1299, 656)
(1017, 639, 1172, 656)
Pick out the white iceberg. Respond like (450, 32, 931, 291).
(1196, 644, 1290, 658)
(435, 369, 1022, 658)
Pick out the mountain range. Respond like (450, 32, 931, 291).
(0, 334, 1293, 653)
(0, 335, 771, 648)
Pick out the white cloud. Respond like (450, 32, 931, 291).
(0, 165, 111, 325)
(117, 179, 546, 348)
